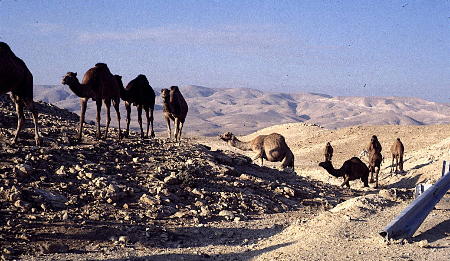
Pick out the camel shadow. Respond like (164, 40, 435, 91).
(385, 174, 422, 189)
(410, 160, 434, 170)
(413, 219, 450, 244)
(103, 242, 294, 261)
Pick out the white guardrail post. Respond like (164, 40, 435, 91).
(379, 161, 450, 241)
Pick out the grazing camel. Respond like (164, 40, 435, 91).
(0, 42, 41, 145)
(319, 157, 369, 188)
(116, 74, 155, 139)
(390, 138, 405, 173)
(324, 142, 333, 162)
(62, 63, 121, 141)
(161, 86, 188, 141)
(219, 132, 294, 170)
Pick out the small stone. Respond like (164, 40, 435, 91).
(123, 203, 129, 209)
(132, 158, 139, 163)
(417, 239, 429, 248)
(219, 210, 235, 220)
(62, 211, 69, 221)
(14, 200, 30, 209)
(118, 236, 128, 243)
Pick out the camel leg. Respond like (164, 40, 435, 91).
(95, 100, 102, 139)
(103, 99, 112, 139)
(369, 168, 374, 183)
(77, 98, 88, 141)
(362, 175, 369, 187)
(174, 118, 180, 142)
(24, 99, 42, 146)
(112, 98, 121, 140)
(399, 155, 404, 172)
(281, 150, 294, 169)
(391, 156, 394, 173)
(252, 151, 263, 166)
(341, 176, 350, 188)
(137, 105, 144, 139)
(125, 102, 131, 138)
(144, 106, 150, 138)
(375, 167, 380, 188)
(11, 97, 24, 145)
(165, 117, 172, 139)
(149, 109, 155, 138)
(178, 121, 184, 141)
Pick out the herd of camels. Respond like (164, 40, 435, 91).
(1, 41, 405, 189)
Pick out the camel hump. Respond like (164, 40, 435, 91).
(95, 62, 108, 68)
(0, 42, 16, 57)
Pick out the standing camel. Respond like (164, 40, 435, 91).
(324, 142, 333, 162)
(390, 138, 405, 173)
(116, 74, 155, 139)
(62, 63, 121, 141)
(161, 86, 188, 141)
(219, 132, 294, 170)
(367, 135, 382, 188)
(0, 42, 41, 145)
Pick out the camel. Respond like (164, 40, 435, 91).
(367, 135, 382, 154)
(319, 157, 369, 188)
(161, 86, 188, 141)
(324, 142, 333, 162)
(367, 135, 383, 188)
(368, 150, 382, 188)
(219, 132, 294, 170)
(62, 63, 121, 141)
(116, 74, 155, 139)
(0, 42, 41, 145)
(390, 138, 405, 173)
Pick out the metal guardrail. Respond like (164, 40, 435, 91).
(379, 161, 450, 241)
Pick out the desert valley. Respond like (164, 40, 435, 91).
(1, 84, 449, 260)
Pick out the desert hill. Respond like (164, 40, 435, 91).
(33, 85, 450, 137)
(1, 95, 449, 260)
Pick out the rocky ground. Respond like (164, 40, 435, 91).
(0, 96, 357, 260)
(1, 95, 449, 260)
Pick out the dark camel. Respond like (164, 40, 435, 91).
(0, 42, 41, 145)
(219, 132, 294, 170)
(116, 74, 155, 139)
(367, 135, 383, 188)
(161, 86, 188, 141)
(324, 142, 333, 162)
(62, 63, 121, 141)
(390, 138, 405, 173)
(319, 157, 369, 188)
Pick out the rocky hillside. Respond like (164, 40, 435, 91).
(0, 95, 354, 259)
(33, 85, 450, 136)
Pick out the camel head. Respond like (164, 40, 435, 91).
(114, 75, 123, 86)
(61, 72, 78, 85)
(319, 161, 342, 177)
(170, 86, 179, 92)
(161, 88, 170, 101)
(371, 135, 378, 143)
(219, 132, 235, 142)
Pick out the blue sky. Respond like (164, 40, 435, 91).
(1, 0, 449, 102)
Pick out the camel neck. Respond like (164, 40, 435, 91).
(323, 163, 343, 177)
(229, 137, 253, 151)
(67, 79, 92, 98)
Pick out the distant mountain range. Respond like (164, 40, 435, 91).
(33, 85, 450, 136)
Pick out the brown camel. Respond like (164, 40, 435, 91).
(390, 138, 405, 173)
(116, 74, 155, 139)
(0, 42, 41, 145)
(161, 86, 188, 141)
(324, 142, 333, 162)
(366, 135, 383, 188)
(367, 135, 382, 154)
(319, 157, 369, 188)
(368, 150, 382, 188)
(219, 132, 294, 170)
(62, 63, 121, 141)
